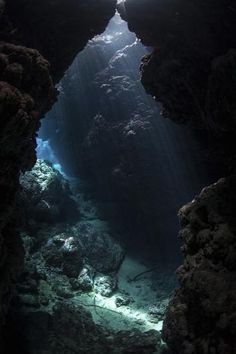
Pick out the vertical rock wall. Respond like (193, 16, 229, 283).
(163, 176, 236, 353)
(118, 0, 236, 352)
(0, 42, 55, 340)
(0, 0, 116, 343)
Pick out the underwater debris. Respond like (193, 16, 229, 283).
(115, 293, 134, 307)
(127, 267, 158, 282)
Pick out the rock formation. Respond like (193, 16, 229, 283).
(2, 160, 162, 353)
(0, 41, 54, 340)
(5, 299, 161, 353)
(0, 0, 116, 344)
(1, 0, 236, 352)
(118, 0, 236, 133)
(163, 176, 236, 354)
(1, 0, 117, 81)
(118, 0, 236, 352)
(19, 160, 79, 225)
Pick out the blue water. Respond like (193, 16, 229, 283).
(36, 138, 65, 176)
(36, 13, 220, 262)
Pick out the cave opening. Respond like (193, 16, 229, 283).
(8, 10, 222, 354)
(2, 0, 236, 352)
(37, 12, 219, 261)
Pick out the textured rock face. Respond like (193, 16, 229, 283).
(0, 43, 54, 219)
(0, 42, 54, 338)
(20, 160, 79, 225)
(3, 160, 160, 352)
(2, 0, 117, 81)
(18, 160, 124, 292)
(18, 158, 123, 269)
(118, 1, 236, 351)
(5, 300, 161, 353)
(72, 221, 125, 273)
(43, 233, 83, 278)
(118, 0, 236, 134)
(0, 0, 116, 343)
(163, 176, 236, 353)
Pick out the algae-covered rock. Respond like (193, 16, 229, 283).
(115, 293, 134, 307)
(73, 220, 125, 273)
(94, 274, 117, 297)
(77, 265, 95, 291)
(43, 233, 82, 278)
(148, 300, 169, 323)
(20, 160, 79, 225)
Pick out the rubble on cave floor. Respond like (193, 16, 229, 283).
(73, 256, 176, 333)
(11, 159, 176, 353)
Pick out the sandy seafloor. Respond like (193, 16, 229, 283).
(71, 256, 176, 333)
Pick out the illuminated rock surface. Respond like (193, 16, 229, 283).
(6, 161, 170, 353)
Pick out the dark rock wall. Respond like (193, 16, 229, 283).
(1, 0, 116, 81)
(118, 0, 236, 352)
(0, 41, 54, 339)
(118, 0, 236, 133)
(163, 176, 236, 354)
(118, 0, 236, 167)
(0, 0, 116, 343)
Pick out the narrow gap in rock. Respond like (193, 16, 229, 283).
(11, 11, 221, 353)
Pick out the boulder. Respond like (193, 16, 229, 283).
(77, 265, 95, 292)
(43, 233, 83, 278)
(94, 274, 117, 297)
(73, 220, 125, 273)
(20, 160, 79, 225)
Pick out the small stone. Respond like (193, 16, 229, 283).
(115, 294, 134, 307)
(93, 274, 117, 297)
(77, 266, 94, 291)
(148, 301, 169, 322)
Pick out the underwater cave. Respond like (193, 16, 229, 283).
(1, 0, 236, 353)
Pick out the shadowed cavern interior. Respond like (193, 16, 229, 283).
(0, 0, 236, 353)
